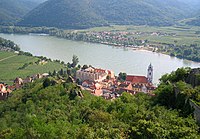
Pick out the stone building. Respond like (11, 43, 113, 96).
(76, 67, 114, 82)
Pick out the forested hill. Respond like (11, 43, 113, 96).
(18, 0, 192, 29)
(186, 17, 200, 26)
(180, 0, 200, 26)
(186, 10, 200, 26)
(0, 0, 44, 25)
(0, 76, 200, 138)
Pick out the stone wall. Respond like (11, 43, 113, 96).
(189, 100, 200, 123)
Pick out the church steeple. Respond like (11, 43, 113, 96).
(147, 63, 153, 84)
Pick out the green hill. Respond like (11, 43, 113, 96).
(18, 0, 192, 29)
(0, 0, 42, 25)
(0, 77, 199, 138)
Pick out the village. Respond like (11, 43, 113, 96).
(70, 30, 175, 47)
(0, 64, 156, 101)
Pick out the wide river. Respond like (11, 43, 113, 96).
(0, 33, 199, 84)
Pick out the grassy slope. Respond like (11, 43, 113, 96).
(0, 51, 64, 83)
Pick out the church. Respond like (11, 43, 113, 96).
(123, 64, 155, 94)
(126, 64, 153, 85)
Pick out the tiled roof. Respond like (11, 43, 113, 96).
(94, 68, 106, 73)
(126, 75, 148, 84)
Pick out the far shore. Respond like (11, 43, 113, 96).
(1, 32, 200, 64)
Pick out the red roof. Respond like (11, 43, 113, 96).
(126, 75, 148, 84)
(94, 68, 106, 73)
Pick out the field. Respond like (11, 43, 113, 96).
(82, 25, 200, 46)
(0, 51, 64, 84)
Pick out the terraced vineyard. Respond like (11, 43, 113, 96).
(0, 51, 64, 84)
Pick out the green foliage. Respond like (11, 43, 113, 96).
(155, 68, 200, 116)
(0, 0, 40, 25)
(71, 55, 79, 68)
(18, 0, 192, 29)
(163, 44, 200, 62)
(43, 78, 51, 88)
(118, 72, 127, 81)
(0, 37, 20, 51)
(0, 79, 199, 138)
(0, 51, 64, 84)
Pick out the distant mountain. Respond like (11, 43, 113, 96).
(28, 0, 47, 3)
(18, 0, 192, 29)
(186, 16, 200, 26)
(178, 0, 200, 11)
(185, 8, 200, 26)
(0, 0, 44, 25)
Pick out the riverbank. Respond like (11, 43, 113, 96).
(1, 25, 199, 63)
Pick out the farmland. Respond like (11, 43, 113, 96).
(0, 51, 64, 84)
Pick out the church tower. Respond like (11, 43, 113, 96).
(147, 64, 153, 84)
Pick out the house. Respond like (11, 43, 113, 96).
(119, 82, 133, 90)
(23, 76, 33, 84)
(76, 67, 114, 82)
(118, 81, 156, 95)
(93, 83, 103, 96)
(42, 73, 49, 77)
(31, 74, 42, 80)
(14, 77, 23, 89)
(102, 92, 117, 100)
(82, 80, 94, 88)
(0, 84, 6, 93)
(0, 84, 10, 100)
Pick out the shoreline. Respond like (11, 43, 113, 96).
(1, 32, 200, 64)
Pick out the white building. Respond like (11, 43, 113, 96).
(76, 67, 114, 82)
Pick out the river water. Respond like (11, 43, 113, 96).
(0, 33, 199, 84)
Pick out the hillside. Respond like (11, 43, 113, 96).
(178, 0, 200, 11)
(0, 51, 64, 84)
(0, 0, 42, 25)
(186, 17, 200, 26)
(18, 0, 192, 29)
(0, 77, 199, 138)
(180, 0, 200, 26)
(0, 37, 65, 84)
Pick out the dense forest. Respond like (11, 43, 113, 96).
(0, 74, 200, 138)
(156, 67, 200, 109)
(1, 0, 200, 28)
(0, 37, 20, 51)
(159, 43, 200, 62)
(0, 0, 42, 25)
(18, 0, 193, 29)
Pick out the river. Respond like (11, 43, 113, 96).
(0, 33, 199, 84)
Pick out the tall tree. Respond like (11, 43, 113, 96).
(71, 55, 79, 68)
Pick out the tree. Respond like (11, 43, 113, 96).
(71, 55, 79, 68)
(43, 78, 51, 88)
(52, 70, 57, 76)
(82, 65, 88, 70)
(59, 69, 64, 75)
(118, 72, 127, 81)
